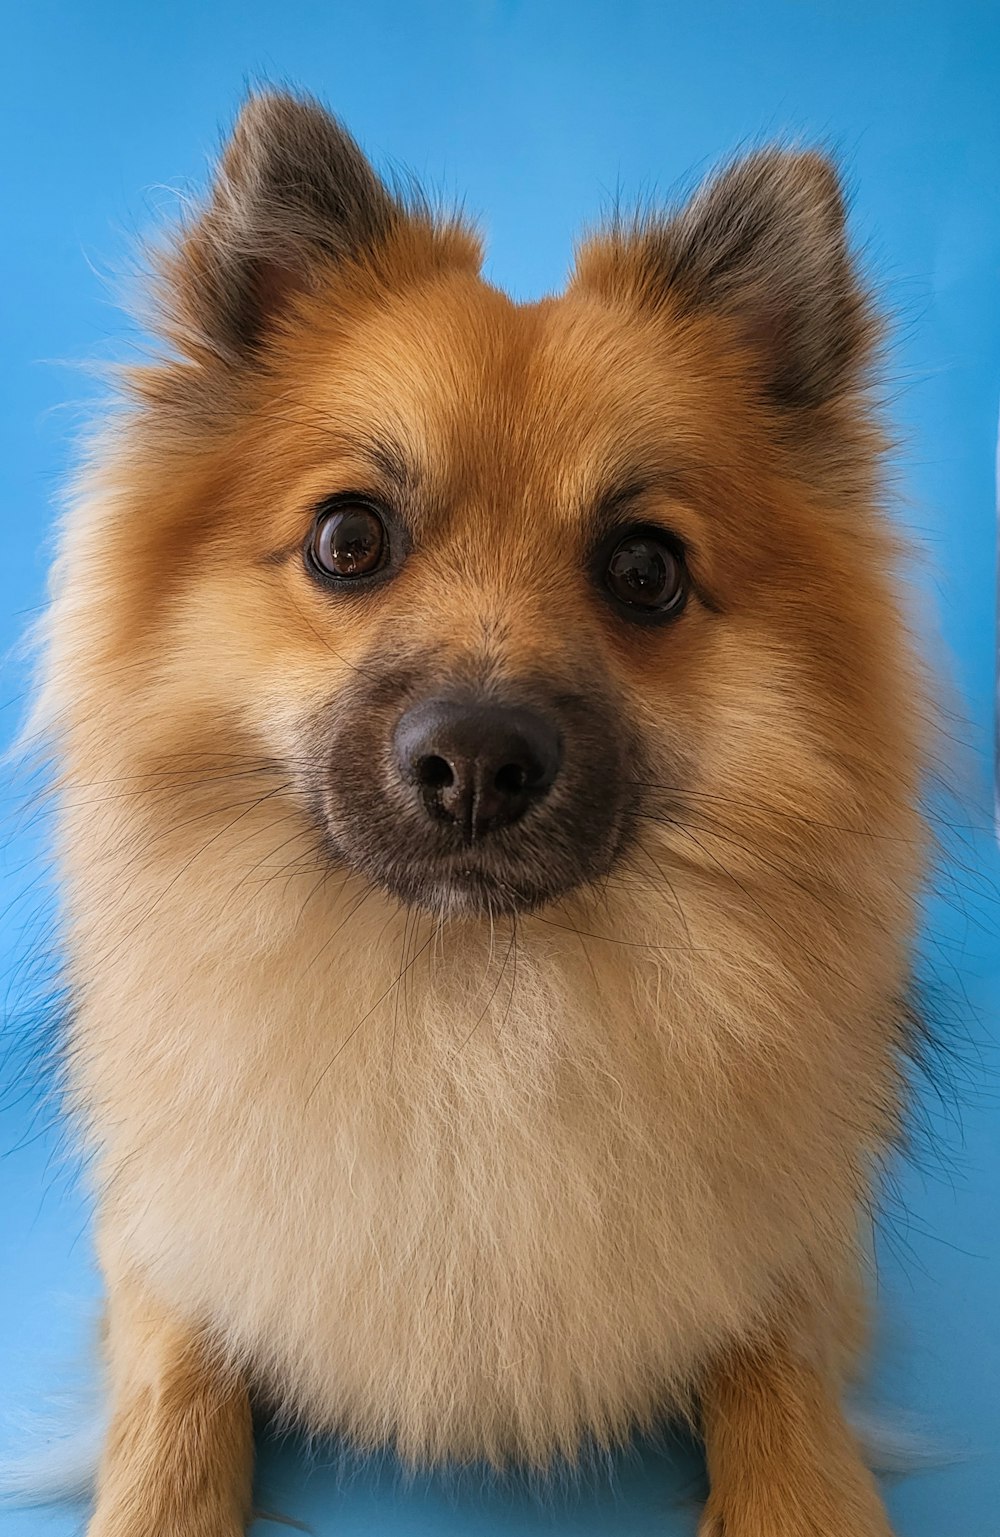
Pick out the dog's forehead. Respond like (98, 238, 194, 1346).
(301, 274, 687, 518)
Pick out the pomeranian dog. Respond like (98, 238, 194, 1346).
(32, 90, 929, 1535)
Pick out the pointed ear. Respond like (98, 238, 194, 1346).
(157, 91, 472, 363)
(576, 149, 877, 411)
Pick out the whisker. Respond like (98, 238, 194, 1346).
(306, 918, 441, 1098)
(456, 917, 516, 1054)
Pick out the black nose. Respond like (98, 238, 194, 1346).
(394, 698, 561, 840)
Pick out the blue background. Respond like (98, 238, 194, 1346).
(1, 3, 998, 1533)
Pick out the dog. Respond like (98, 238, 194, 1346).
(32, 90, 930, 1535)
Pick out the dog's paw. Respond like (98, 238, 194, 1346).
(697, 1488, 893, 1537)
(87, 1505, 246, 1537)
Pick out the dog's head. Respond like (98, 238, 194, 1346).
(60, 93, 924, 929)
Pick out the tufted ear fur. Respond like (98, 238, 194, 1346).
(157, 91, 460, 364)
(575, 149, 877, 412)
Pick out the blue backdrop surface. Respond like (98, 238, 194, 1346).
(1, 3, 998, 1534)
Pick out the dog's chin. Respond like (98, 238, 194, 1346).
(356, 855, 574, 919)
(321, 828, 593, 919)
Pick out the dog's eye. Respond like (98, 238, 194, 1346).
(309, 503, 387, 579)
(605, 532, 687, 616)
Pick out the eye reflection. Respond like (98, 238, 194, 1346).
(605, 533, 687, 615)
(310, 504, 387, 579)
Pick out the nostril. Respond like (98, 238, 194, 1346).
(494, 761, 528, 796)
(418, 754, 455, 790)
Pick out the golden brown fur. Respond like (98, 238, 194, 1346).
(36, 92, 928, 1533)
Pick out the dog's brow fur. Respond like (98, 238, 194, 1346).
(360, 433, 418, 493)
(35, 90, 929, 1537)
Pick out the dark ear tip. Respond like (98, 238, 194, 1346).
(784, 148, 846, 214)
(231, 87, 328, 135)
(223, 88, 358, 178)
(222, 90, 307, 180)
(736, 146, 848, 226)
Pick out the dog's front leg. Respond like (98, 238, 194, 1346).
(698, 1329, 892, 1537)
(88, 1265, 253, 1537)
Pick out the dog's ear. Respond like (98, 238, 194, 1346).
(158, 91, 468, 363)
(576, 149, 876, 411)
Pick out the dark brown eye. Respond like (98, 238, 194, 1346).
(605, 532, 687, 616)
(310, 503, 387, 579)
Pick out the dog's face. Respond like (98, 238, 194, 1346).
(205, 284, 725, 918)
(90, 94, 922, 926)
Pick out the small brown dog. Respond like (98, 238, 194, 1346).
(38, 90, 929, 1535)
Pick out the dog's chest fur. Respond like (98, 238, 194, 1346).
(70, 807, 864, 1465)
